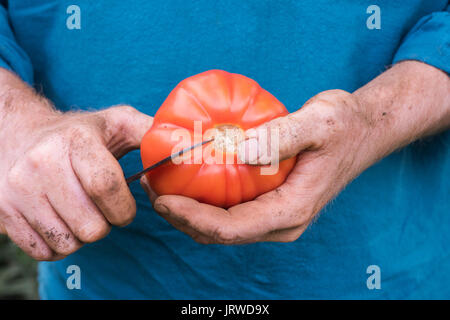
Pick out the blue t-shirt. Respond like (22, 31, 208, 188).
(1, 0, 449, 299)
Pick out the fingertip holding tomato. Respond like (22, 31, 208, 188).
(141, 70, 296, 208)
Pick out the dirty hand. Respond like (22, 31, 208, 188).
(143, 89, 373, 244)
(0, 69, 153, 260)
(143, 61, 450, 244)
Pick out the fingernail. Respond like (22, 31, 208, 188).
(140, 176, 149, 190)
(237, 138, 259, 164)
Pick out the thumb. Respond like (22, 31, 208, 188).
(96, 105, 153, 158)
(237, 109, 321, 165)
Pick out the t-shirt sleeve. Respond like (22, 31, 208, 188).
(0, 2, 33, 83)
(393, 5, 450, 74)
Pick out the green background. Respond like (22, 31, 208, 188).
(0, 235, 38, 299)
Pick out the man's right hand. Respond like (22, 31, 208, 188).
(0, 69, 153, 260)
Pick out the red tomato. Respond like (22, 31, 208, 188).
(141, 70, 296, 208)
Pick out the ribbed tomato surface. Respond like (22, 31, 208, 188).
(141, 70, 296, 208)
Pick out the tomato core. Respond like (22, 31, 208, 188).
(211, 124, 245, 154)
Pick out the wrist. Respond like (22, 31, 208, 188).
(349, 91, 391, 170)
(1, 93, 60, 138)
(0, 93, 61, 166)
(0, 69, 60, 131)
(352, 61, 450, 169)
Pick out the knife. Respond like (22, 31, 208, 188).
(125, 138, 214, 185)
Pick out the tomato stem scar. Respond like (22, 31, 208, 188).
(212, 124, 245, 154)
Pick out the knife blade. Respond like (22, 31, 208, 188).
(126, 138, 214, 185)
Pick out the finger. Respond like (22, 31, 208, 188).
(237, 106, 326, 165)
(225, 182, 312, 241)
(19, 194, 82, 255)
(70, 140, 136, 227)
(263, 224, 310, 243)
(5, 136, 111, 246)
(0, 207, 54, 260)
(153, 203, 212, 244)
(97, 105, 153, 158)
(153, 195, 238, 243)
(34, 148, 112, 244)
(144, 178, 211, 244)
(154, 195, 276, 244)
(155, 165, 317, 244)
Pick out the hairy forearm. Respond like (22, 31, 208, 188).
(354, 61, 450, 163)
(0, 69, 60, 162)
(0, 67, 58, 125)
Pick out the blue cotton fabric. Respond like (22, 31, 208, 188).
(0, 0, 449, 299)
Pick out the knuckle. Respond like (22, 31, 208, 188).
(107, 105, 139, 131)
(108, 105, 141, 143)
(26, 147, 45, 169)
(314, 89, 353, 104)
(69, 125, 96, 147)
(6, 165, 25, 189)
(324, 89, 353, 101)
(212, 226, 237, 244)
(88, 169, 122, 199)
(32, 222, 81, 256)
(115, 105, 138, 115)
(319, 103, 340, 125)
(53, 236, 81, 256)
(315, 105, 346, 142)
(77, 220, 110, 243)
(6, 164, 33, 194)
(26, 139, 60, 170)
